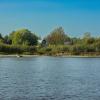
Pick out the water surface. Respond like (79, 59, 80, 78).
(0, 56, 100, 100)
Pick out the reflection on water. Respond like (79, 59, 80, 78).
(0, 56, 100, 100)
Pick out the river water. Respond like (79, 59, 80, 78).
(0, 56, 100, 100)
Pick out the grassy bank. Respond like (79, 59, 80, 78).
(0, 44, 100, 57)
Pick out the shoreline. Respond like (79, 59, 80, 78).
(0, 54, 100, 58)
(0, 55, 39, 58)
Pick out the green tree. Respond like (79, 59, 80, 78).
(4, 35, 12, 44)
(45, 27, 70, 45)
(0, 33, 3, 39)
(0, 33, 4, 44)
(12, 29, 38, 46)
(83, 32, 95, 44)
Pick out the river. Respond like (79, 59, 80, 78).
(0, 56, 100, 100)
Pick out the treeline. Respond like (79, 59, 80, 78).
(0, 27, 100, 56)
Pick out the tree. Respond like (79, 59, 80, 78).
(83, 32, 91, 39)
(4, 35, 12, 44)
(12, 29, 38, 46)
(45, 27, 70, 45)
(41, 39, 47, 47)
(0, 33, 4, 44)
(83, 32, 95, 44)
(0, 33, 3, 39)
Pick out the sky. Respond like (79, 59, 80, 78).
(0, 0, 100, 37)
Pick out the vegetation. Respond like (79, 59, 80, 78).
(45, 27, 70, 45)
(0, 27, 100, 56)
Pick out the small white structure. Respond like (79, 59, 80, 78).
(38, 40, 42, 44)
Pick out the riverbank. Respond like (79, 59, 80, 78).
(0, 54, 100, 58)
(0, 55, 39, 58)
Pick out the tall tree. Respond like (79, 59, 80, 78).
(0, 33, 3, 39)
(83, 32, 95, 44)
(12, 29, 38, 46)
(45, 27, 70, 45)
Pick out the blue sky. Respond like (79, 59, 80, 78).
(0, 0, 100, 37)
